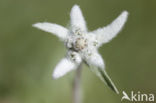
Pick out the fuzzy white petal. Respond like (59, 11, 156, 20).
(33, 22, 68, 41)
(52, 58, 78, 79)
(92, 11, 128, 46)
(85, 51, 104, 69)
(70, 5, 87, 31)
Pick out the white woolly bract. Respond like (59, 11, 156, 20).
(70, 5, 87, 32)
(85, 51, 104, 69)
(52, 58, 77, 79)
(33, 22, 68, 41)
(92, 11, 128, 47)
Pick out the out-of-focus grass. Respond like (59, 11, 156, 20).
(0, 0, 156, 103)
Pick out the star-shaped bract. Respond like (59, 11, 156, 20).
(33, 5, 128, 94)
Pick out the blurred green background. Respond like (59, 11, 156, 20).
(0, 0, 156, 103)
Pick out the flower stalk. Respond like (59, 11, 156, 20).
(73, 63, 82, 103)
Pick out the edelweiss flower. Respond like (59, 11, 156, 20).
(33, 5, 128, 94)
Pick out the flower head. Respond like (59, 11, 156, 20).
(33, 5, 128, 94)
